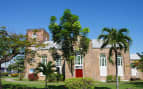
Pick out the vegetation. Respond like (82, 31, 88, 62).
(132, 52, 143, 72)
(98, 28, 132, 89)
(65, 78, 95, 89)
(2, 77, 143, 89)
(1, 72, 8, 76)
(35, 61, 55, 89)
(106, 75, 120, 83)
(28, 73, 39, 81)
(8, 58, 25, 80)
(10, 73, 19, 77)
(49, 9, 90, 77)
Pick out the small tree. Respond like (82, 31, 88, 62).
(132, 52, 143, 72)
(35, 61, 55, 89)
(8, 58, 25, 80)
(98, 28, 132, 89)
(49, 9, 90, 76)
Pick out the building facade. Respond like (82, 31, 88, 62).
(25, 29, 131, 81)
(130, 54, 143, 80)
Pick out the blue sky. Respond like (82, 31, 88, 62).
(0, 0, 143, 54)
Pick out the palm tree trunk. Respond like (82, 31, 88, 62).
(115, 50, 119, 89)
(0, 62, 2, 89)
(45, 76, 48, 89)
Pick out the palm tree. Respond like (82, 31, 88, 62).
(98, 28, 132, 89)
(35, 61, 55, 89)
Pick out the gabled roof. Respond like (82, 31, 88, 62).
(40, 41, 61, 50)
(92, 39, 111, 48)
(130, 54, 140, 60)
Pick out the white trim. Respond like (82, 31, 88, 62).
(99, 54, 107, 76)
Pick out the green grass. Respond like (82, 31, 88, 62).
(2, 77, 143, 89)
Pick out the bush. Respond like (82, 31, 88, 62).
(1, 72, 9, 76)
(106, 75, 113, 82)
(106, 75, 120, 82)
(65, 78, 95, 89)
(113, 76, 120, 82)
(28, 73, 39, 81)
(130, 77, 140, 81)
(19, 73, 25, 80)
(56, 74, 64, 81)
(48, 73, 57, 82)
(11, 73, 19, 77)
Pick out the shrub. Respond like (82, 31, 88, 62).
(1, 72, 9, 76)
(48, 73, 57, 82)
(11, 73, 19, 77)
(106, 75, 120, 82)
(130, 77, 140, 81)
(65, 78, 95, 89)
(56, 74, 64, 81)
(106, 75, 113, 82)
(19, 73, 25, 80)
(113, 76, 120, 82)
(28, 73, 39, 81)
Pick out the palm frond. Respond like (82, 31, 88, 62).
(102, 28, 111, 33)
(119, 28, 129, 34)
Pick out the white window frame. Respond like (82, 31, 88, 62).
(74, 55, 83, 69)
(99, 54, 107, 76)
(56, 57, 61, 67)
(41, 55, 47, 64)
(117, 55, 124, 76)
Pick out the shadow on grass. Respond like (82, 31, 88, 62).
(124, 81, 143, 88)
(2, 84, 66, 89)
(94, 87, 110, 89)
(2, 84, 111, 89)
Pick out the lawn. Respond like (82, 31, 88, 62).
(2, 77, 143, 89)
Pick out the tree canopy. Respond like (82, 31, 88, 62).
(49, 9, 90, 75)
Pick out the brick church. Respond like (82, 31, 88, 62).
(25, 29, 132, 81)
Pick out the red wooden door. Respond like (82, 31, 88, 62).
(75, 69, 83, 78)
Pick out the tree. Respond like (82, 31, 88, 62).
(35, 61, 55, 89)
(0, 26, 36, 88)
(8, 58, 25, 80)
(49, 9, 90, 76)
(132, 52, 143, 72)
(98, 28, 132, 89)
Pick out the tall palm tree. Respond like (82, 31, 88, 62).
(98, 28, 132, 89)
(35, 61, 55, 89)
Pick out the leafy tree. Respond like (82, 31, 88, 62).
(98, 28, 132, 89)
(0, 26, 36, 88)
(49, 9, 90, 76)
(35, 61, 55, 89)
(132, 52, 143, 72)
(8, 58, 25, 80)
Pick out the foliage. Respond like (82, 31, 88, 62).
(8, 58, 25, 73)
(1, 72, 8, 76)
(19, 73, 25, 80)
(98, 28, 132, 89)
(56, 74, 64, 81)
(11, 73, 19, 77)
(47, 73, 64, 82)
(28, 73, 39, 81)
(106, 75, 120, 83)
(35, 61, 55, 88)
(49, 9, 90, 76)
(65, 78, 95, 89)
(133, 52, 143, 72)
(48, 73, 57, 82)
(106, 75, 113, 82)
